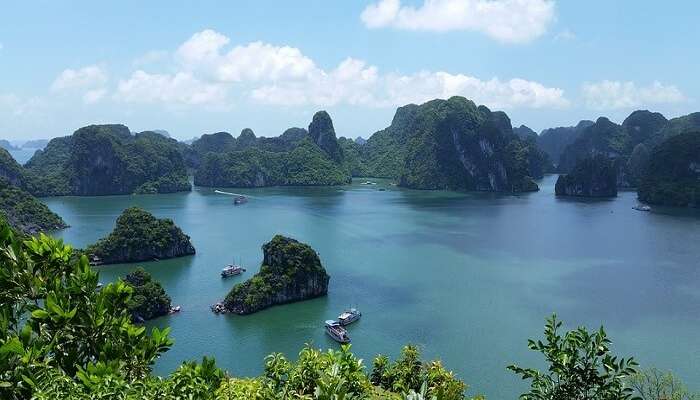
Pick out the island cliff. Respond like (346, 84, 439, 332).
(87, 207, 195, 264)
(555, 155, 618, 198)
(124, 267, 172, 321)
(223, 235, 329, 314)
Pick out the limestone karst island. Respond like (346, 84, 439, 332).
(1, 1, 699, 399)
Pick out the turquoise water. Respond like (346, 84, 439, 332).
(43, 175, 700, 399)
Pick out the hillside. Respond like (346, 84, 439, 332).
(25, 125, 191, 196)
(0, 177, 67, 234)
(638, 131, 700, 207)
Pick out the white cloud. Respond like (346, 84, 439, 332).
(176, 30, 316, 82)
(83, 88, 107, 104)
(115, 70, 228, 107)
(582, 80, 686, 110)
(360, 0, 556, 43)
(51, 65, 108, 92)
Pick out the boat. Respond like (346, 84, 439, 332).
(221, 263, 246, 278)
(169, 305, 181, 314)
(211, 302, 226, 314)
(337, 308, 361, 326)
(361, 180, 377, 185)
(234, 195, 248, 205)
(633, 204, 652, 212)
(325, 320, 351, 343)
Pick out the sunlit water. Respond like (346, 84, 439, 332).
(42, 175, 700, 399)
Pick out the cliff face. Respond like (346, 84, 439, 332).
(397, 97, 538, 192)
(24, 125, 190, 196)
(555, 155, 618, 198)
(638, 131, 700, 207)
(0, 148, 30, 188)
(537, 120, 594, 167)
(88, 207, 195, 264)
(309, 111, 343, 162)
(224, 235, 330, 315)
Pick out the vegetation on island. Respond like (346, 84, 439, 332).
(0, 216, 697, 399)
(223, 235, 330, 314)
(87, 207, 195, 264)
(23, 125, 190, 196)
(0, 177, 67, 234)
(555, 154, 619, 198)
(537, 120, 594, 169)
(638, 131, 700, 207)
(124, 267, 172, 321)
(193, 112, 351, 188)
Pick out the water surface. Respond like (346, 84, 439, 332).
(44, 175, 700, 398)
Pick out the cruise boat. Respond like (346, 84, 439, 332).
(221, 264, 246, 278)
(325, 320, 351, 343)
(337, 308, 361, 326)
(632, 204, 652, 212)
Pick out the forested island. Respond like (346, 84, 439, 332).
(123, 267, 173, 321)
(223, 235, 330, 314)
(87, 207, 195, 264)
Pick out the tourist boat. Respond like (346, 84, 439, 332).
(221, 263, 246, 278)
(211, 302, 226, 314)
(169, 305, 181, 314)
(234, 195, 248, 205)
(361, 180, 377, 185)
(633, 204, 652, 212)
(325, 320, 351, 343)
(337, 308, 361, 326)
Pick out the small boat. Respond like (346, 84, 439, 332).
(325, 320, 351, 343)
(169, 305, 181, 314)
(211, 302, 226, 314)
(234, 195, 248, 205)
(361, 180, 377, 185)
(221, 264, 246, 278)
(633, 204, 651, 212)
(337, 308, 361, 326)
(96, 282, 104, 291)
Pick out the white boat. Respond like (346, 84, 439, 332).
(169, 305, 181, 314)
(337, 308, 361, 326)
(221, 264, 246, 278)
(325, 320, 351, 343)
(633, 204, 651, 212)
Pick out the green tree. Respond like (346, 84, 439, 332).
(628, 369, 699, 400)
(508, 314, 639, 400)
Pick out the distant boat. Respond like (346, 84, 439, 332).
(234, 195, 248, 205)
(325, 320, 351, 343)
(633, 204, 651, 212)
(337, 308, 361, 326)
(169, 305, 181, 314)
(361, 180, 377, 185)
(221, 263, 246, 278)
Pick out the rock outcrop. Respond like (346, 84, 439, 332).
(0, 177, 67, 235)
(555, 155, 618, 198)
(537, 120, 594, 168)
(87, 207, 195, 264)
(224, 235, 330, 315)
(24, 125, 191, 196)
(124, 267, 172, 321)
(309, 111, 343, 162)
(638, 131, 700, 207)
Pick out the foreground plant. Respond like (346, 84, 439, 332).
(508, 314, 639, 400)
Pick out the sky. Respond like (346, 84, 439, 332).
(1, 0, 698, 141)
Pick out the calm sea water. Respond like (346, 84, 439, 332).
(42, 175, 700, 399)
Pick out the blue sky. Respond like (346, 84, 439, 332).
(1, 0, 698, 141)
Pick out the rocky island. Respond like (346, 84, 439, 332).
(638, 131, 700, 207)
(193, 112, 350, 188)
(223, 235, 330, 314)
(24, 124, 191, 196)
(0, 177, 67, 235)
(555, 155, 618, 198)
(87, 207, 195, 265)
(123, 267, 172, 321)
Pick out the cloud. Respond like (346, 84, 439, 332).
(582, 80, 686, 110)
(51, 65, 108, 92)
(115, 70, 228, 107)
(83, 89, 107, 105)
(554, 29, 576, 41)
(171, 29, 568, 109)
(360, 0, 556, 43)
(176, 30, 316, 82)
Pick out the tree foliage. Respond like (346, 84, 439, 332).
(508, 314, 639, 400)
